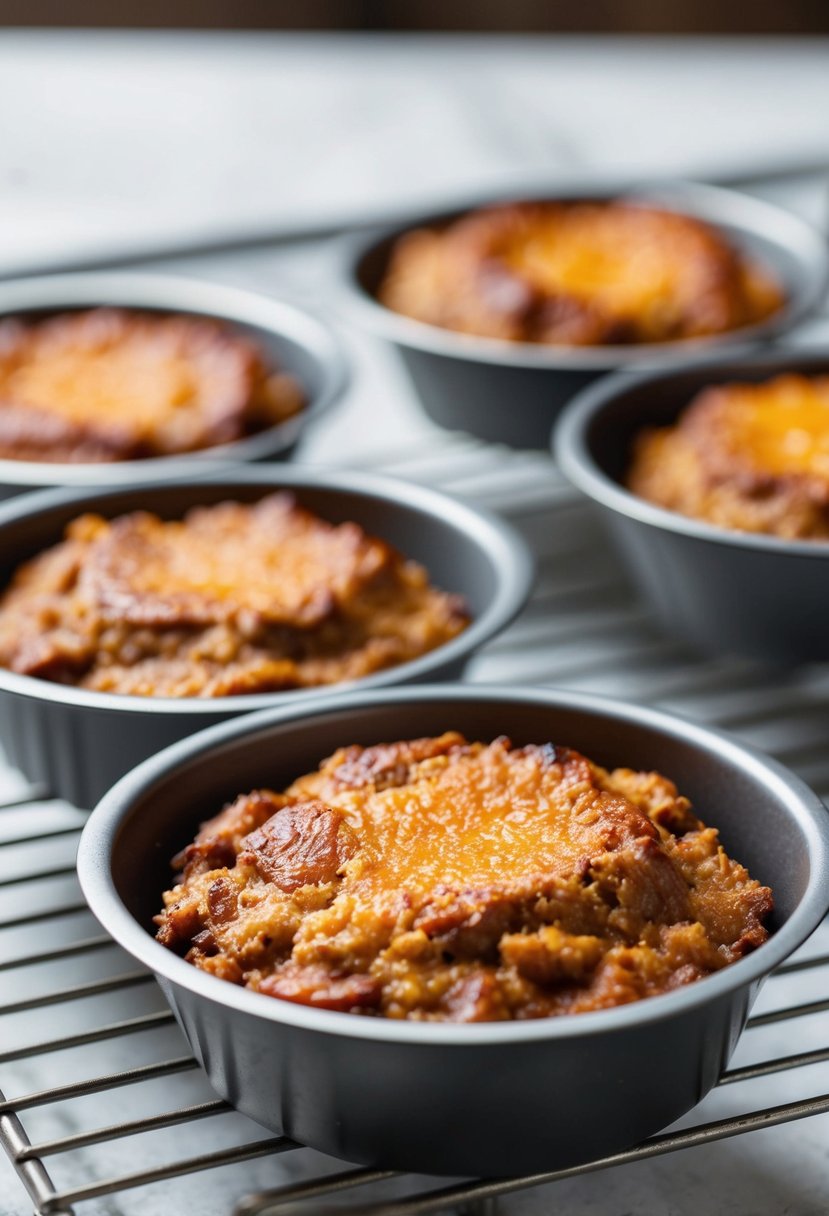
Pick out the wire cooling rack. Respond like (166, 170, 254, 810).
(1, 429, 829, 1216)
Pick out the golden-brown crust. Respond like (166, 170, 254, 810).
(0, 309, 304, 463)
(628, 373, 829, 540)
(155, 735, 772, 1022)
(379, 201, 784, 347)
(77, 497, 395, 630)
(0, 494, 469, 696)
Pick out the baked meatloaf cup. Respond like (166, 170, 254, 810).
(156, 730, 771, 1022)
(342, 182, 828, 448)
(0, 273, 347, 497)
(628, 371, 829, 540)
(0, 307, 304, 463)
(0, 492, 469, 698)
(555, 348, 829, 661)
(379, 198, 784, 347)
(0, 470, 532, 806)
(77, 684, 829, 1176)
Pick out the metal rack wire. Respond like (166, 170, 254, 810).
(1, 435, 828, 1216)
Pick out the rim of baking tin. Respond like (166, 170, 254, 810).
(78, 683, 829, 1047)
(339, 178, 829, 369)
(0, 272, 349, 486)
(554, 344, 829, 556)
(0, 466, 534, 712)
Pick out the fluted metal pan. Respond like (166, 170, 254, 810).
(555, 347, 829, 663)
(0, 272, 349, 498)
(339, 180, 828, 449)
(0, 470, 533, 807)
(77, 684, 829, 1178)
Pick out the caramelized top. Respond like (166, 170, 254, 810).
(501, 204, 711, 322)
(683, 374, 829, 482)
(76, 496, 393, 629)
(288, 734, 654, 903)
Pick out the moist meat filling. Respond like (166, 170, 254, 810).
(156, 734, 772, 1021)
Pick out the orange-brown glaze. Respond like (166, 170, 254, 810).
(628, 373, 829, 540)
(0, 309, 304, 462)
(291, 736, 654, 903)
(379, 201, 784, 347)
(156, 735, 772, 1022)
(79, 497, 392, 629)
(0, 495, 469, 697)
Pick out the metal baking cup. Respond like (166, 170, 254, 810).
(0, 271, 348, 497)
(340, 180, 828, 448)
(555, 347, 829, 662)
(78, 684, 829, 1177)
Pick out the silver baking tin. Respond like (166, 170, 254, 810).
(0, 272, 349, 497)
(77, 684, 829, 1178)
(338, 180, 828, 449)
(554, 346, 829, 663)
(0, 470, 533, 807)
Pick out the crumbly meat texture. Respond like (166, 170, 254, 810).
(628, 373, 829, 540)
(378, 201, 784, 347)
(156, 734, 772, 1022)
(0, 495, 469, 696)
(0, 309, 304, 462)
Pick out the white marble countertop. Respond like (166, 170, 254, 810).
(0, 31, 828, 274)
(1, 30, 829, 1216)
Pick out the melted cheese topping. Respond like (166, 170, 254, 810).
(502, 211, 686, 317)
(291, 739, 649, 904)
(700, 375, 829, 479)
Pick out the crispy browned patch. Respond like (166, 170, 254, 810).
(258, 965, 382, 1011)
(328, 731, 468, 790)
(172, 790, 287, 878)
(238, 802, 358, 892)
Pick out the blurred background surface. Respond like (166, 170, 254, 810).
(0, 32, 827, 278)
(2, 0, 829, 31)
